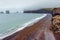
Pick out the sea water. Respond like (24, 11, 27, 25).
(0, 13, 43, 37)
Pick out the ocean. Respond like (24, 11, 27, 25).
(0, 13, 44, 37)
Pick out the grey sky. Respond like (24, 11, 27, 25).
(0, 0, 60, 10)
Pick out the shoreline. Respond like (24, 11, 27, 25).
(3, 14, 52, 40)
(0, 14, 47, 39)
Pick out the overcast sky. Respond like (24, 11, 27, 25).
(0, 0, 60, 10)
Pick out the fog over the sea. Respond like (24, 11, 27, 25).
(0, 0, 60, 10)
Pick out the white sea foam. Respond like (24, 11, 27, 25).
(0, 14, 47, 39)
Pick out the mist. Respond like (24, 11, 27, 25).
(0, 0, 60, 10)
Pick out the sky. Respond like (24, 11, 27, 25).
(0, 0, 60, 10)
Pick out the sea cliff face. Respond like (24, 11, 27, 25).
(24, 9, 52, 13)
